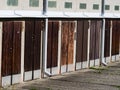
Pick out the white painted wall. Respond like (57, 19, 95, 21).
(105, 0, 120, 13)
(0, 0, 43, 10)
(0, 0, 120, 13)
(47, 0, 102, 13)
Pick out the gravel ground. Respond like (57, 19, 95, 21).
(2, 61, 120, 90)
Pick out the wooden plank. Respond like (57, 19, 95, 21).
(104, 20, 110, 57)
(2, 21, 13, 76)
(51, 21, 59, 67)
(82, 20, 88, 61)
(67, 22, 75, 64)
(61, 22, 69, 65)
(117, 21, 120, 54)
(33, 21, 41, 70)
(47, 21, 52, 68)
(24, 21, 34, 71)
(76, 20, 83, 62)
(115, 20, 120, 54)
(112, 20, 118, 55)
(95, 20, 101, 59)
(89, 20, 96, 60)
(12, 22, 22, 74)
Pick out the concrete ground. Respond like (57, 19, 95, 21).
(3, 61, 120, 90)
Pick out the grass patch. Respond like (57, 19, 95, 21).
(112, 85, 120, 90)
(47, 87, 52, 90)
(116, 86, 120, 89)
(89, 66, 108, 74)
(29, 87, 53, 90)
(30, 88, 37, 90)
(89, 66, 107, 71)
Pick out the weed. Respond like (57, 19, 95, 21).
(111, 85, 120, 90)
(89, 66, 108, 74)
(89, 66, 107, 71)
(47, 87, 52, 90)
(29, 88, 37, 90)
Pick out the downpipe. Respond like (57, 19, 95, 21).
(42, 0, 52, 77)
(43, 18, 52, 77)
(101, 19, 107, 66)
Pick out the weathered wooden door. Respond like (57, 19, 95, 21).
(76, 20, 89, 69)
(47, 21, 59, 75)
(2, 21, 22, 86)
(89, 20, 101, 66)
(61, 21, 75, 73)
(24, 20, 43, 80)
(112, 20, 120, 60)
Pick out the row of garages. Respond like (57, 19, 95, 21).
(0, 19, 119, 86)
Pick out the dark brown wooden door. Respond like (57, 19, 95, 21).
(89, 20, 101, 60)
(47, 21, 59, 72)
(76, 20, 89, 63)
(2, 21, 22, 77)
(61, 21, 75, 66)
(104, 20, 110, 57)
(24, 20, 43, 78)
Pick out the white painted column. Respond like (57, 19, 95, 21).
(110, 20, 113, 62)
(21, 21, 25, 82)
(40, 30, 43, 78)
(87, 20, 90, 68)
(73, 21, 77, 71)
(58, 21, 62, 74)
(119, 29, 120, 59)
(0, 22, 2, 86)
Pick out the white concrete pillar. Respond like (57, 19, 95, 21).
(87, 20, 91, 68)
(73, 21, 77, 71)
(0, 22, 2, 86)
(21, 21, 25, 83)
(58, 21, 62, 74)
(110, 20, 113, 62)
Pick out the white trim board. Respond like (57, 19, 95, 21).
(0, 10, 120, 18)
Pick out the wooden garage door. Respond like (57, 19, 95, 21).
(76, 20, 89, 63)
(2, 21, 22, 78)
(47, 21, 59, 73)
(24, 20, 43, 80)
(61, 21, 75, 66)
